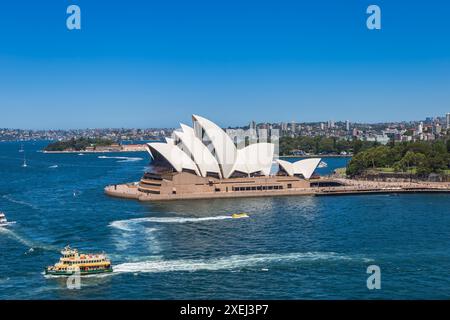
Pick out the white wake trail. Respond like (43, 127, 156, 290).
(98, 156, 143, 162)
(113, 252, 372, 274)
(2, 195, 39, 210)
(109, 216, 233, 230)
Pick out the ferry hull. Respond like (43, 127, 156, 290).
(45, 267, 113, 276)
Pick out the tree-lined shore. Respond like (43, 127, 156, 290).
(346, 139, 450, 178)
(44, 137, 115, 151)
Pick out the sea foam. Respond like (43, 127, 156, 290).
(109, 216, 233, 229)
(98, 156, 143, 162)
(113, 252, 372, 274)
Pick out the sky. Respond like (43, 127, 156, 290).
(0, 0, 449, 129)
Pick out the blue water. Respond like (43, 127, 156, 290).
(1, 141, 450, 299)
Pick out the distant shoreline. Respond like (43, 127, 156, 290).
(42, 150, 146, 154)
(281, 154, 352, 158)
(43, 144, 148, 153)
(42, 151, 352, 156)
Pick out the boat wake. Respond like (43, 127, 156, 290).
(2, 195, 39, 210)
(48, 165, 58, 169)
(110, 216, 233, 229)
(0, 227, 58, 252)
(98, 156, 143, 162)
(113, 252, 372, 274)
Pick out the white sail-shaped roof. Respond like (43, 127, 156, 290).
(165, 137, 175, 145)
(231, 143, 274, 176)
(173, 123, 222, 178)
(147, 142, 200, 175)
(146, 115, 320, 181)
(276, 158, 321, 179)
(276, 159, 295, 176)
(192, 115, 237, 178)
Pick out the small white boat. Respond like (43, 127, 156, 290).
(0, 212, 8, 227)
(318, 161, 328, 168)
(22, 152, 27, 167)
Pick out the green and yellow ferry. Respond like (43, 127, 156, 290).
(45, 246, 113, 276)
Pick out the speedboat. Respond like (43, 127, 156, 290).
(231, 213, 249, 219)
(45, 246, 113, 276)
(0, 212, 8, 226)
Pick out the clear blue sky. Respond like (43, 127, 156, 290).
(1, 0, 449, 129)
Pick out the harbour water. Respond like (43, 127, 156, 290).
(1, 141, 450, 299)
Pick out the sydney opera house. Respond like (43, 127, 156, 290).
(107, 115, 321, 200)
(106, 115, 323, 201)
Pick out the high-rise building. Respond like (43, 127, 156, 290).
(434, 123, 441, 134)
(346, 120, 350, 131)
(446, 113, 450, 129)
(418, 122, 423, 134)
(290, 121, 296, 133)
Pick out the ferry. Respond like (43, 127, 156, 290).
(231, 213, 249, 219)
(45, 246, 113, 276)
(0, 212, 8, 227)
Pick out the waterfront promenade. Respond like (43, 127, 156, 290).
(105, 178, 450, 201)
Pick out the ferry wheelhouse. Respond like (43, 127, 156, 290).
(0, 212, 7, 226)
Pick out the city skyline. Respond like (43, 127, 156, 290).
(1, 113, 449, 131)
(2, 112, 449, 145)
(1, 1, 450, 128)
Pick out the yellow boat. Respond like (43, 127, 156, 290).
(45, 246, 112, 276)
(231, 213, 249, 219)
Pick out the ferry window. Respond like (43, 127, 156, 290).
(245, 187, 250, 191)
(262, 186, 267, 190)
(268, 186, 273, 190)
(257, 186, 262, 190)
(251, 187, 256, 190)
